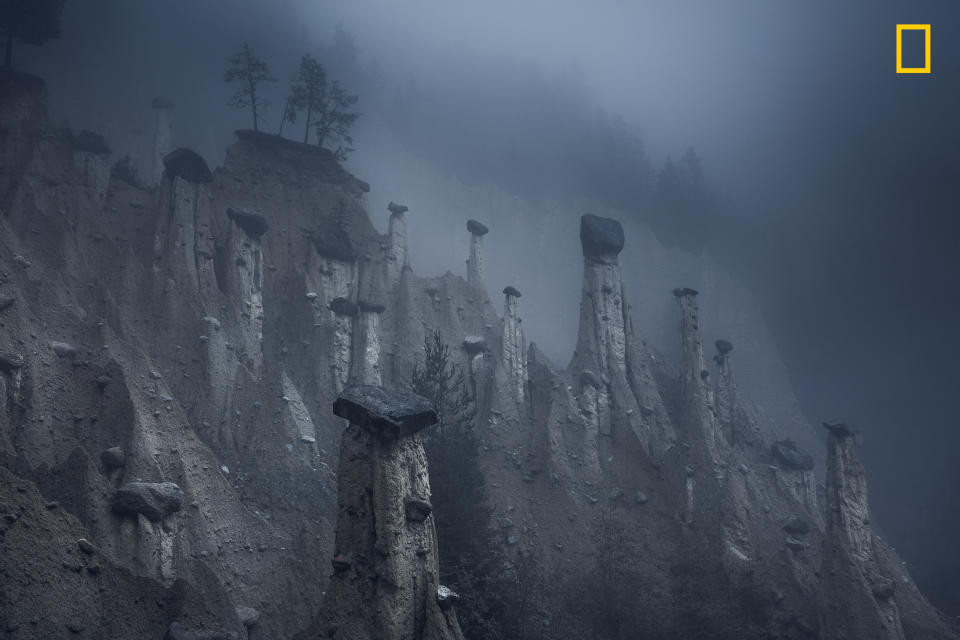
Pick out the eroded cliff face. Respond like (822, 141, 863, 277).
(0, 72, 953, 640)
(0, 73, 376, 639)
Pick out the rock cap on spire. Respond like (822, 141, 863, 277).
(226, 208, 270, 238)
(823, 420, 854, 438)
(333, 385, 437, 439)
(466, 219, 489, 236)
(580, 214, 624, 258)
(716, 339, 733, 354)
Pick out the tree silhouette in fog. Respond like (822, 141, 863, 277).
(285, 54, 327, 143)
(2, 0, 65, 68)
(283, 53, 359, 160)
(224, 41, 275, 132)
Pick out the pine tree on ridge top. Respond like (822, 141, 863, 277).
(224, 41, 275, 132)
(283, 53, 360, 160)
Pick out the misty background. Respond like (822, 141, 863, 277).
(15, 0, 960, 615)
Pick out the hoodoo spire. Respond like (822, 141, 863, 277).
(820, 421, 906, 639)
(386, 201, 409, 283)
(501, 285, 526, 402)
(304, 385, 465, 640)
(465, 219, 488, 287)
(674, 287, 727, 466)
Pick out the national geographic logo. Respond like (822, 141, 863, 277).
(897, 24, 931, 73)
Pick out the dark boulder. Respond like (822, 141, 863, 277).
(328, 298, 357, 316)
(466, 219, 489, 236)
(580, 214, 624, 258)
(50, 341, 79, 358)
(404, 497, 433, 522)
(503, 286, 522, 298)
(783, 518, 810, 536)
(311, 218, 354, 261)
(163, 148, 213, 184)
(357, 300, 386, 314)
(226, 208, 269, 238)
(333, 385, 437, 440)
(100, 447, 125, 469)
(331, 555, 351, 572)
(71, 130, 111, 155)
(112, 482, 184, 521)
(771, 439, 815, 471)
(387, 201, 408, 215)
(823, 420, 853, 438)
(462, 336, 487, 354)
(0, 351, 24, 372)
(716, 339, 733, 354)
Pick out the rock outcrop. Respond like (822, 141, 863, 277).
(298, 385, 465, 640)
(112, 482, 184, 521)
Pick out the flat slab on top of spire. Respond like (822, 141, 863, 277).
(716, 339, 733, 354)
(466, 219, 489, 236)
(357, 300, 386, 314)
(503, 286, 522, 298)
(823, 421, 854, 438)
(580, 214, 625, 257)
(163, 148, 213, 184)
(333, 385, 437, 440)
(672, 287, 699, 298)
(772, 439, 815, 471)
(388, 201, 409, 215)
(226, 208, 270, 238)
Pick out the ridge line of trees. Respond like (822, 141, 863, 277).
(224, 42, 359, 160)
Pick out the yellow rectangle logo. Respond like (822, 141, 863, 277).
(897, 24, 931, 73)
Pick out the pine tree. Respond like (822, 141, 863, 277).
(286, 53, 326, 144)
(224, 42, 275, 132)
(2, 0, 65, 68)
(314, 80, 359, 161)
